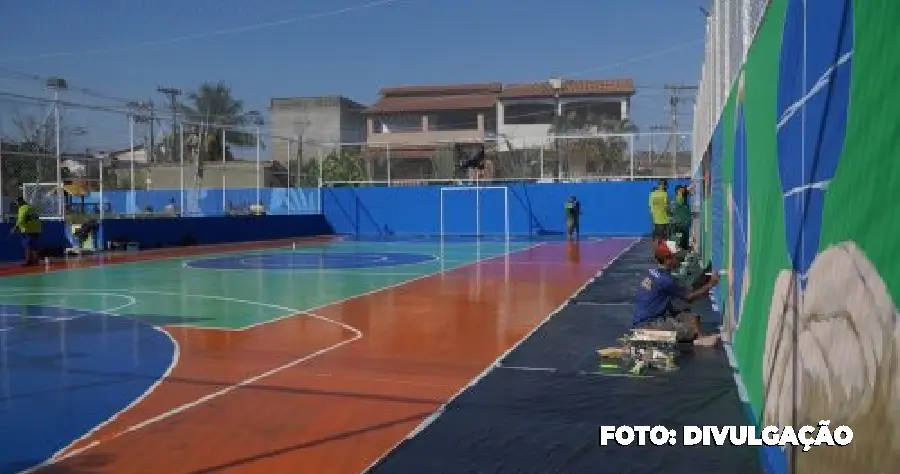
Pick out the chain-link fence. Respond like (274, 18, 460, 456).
(692, 0, 770, 174)
(1, 106, 322, 219)
(320, 132, 690, 186)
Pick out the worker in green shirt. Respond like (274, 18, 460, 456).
(670, 185, 692, 251)
(565, 196, 581, 240)
(10, 197, 43, 266)
(649, 180, 670, 244)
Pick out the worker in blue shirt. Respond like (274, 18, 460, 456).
(632, 241, 721, 346)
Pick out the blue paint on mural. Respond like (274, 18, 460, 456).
(776, 0, 853, 280)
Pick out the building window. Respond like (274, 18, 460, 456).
(503, 104, 555, 125)
(426, 110, 481, 131)
(374, 115, 421, 133)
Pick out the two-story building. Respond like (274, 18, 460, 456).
(362, 79, 634, 179)
(497, 79, 634, 149)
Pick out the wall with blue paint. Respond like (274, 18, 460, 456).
(0, 214, 332, 262)
(79, 187, 320, 217)
(322, 180, 688, 237)
(697, 1, 900, 473)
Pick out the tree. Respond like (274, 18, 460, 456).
(178, 81, 263, 162)
(321, 148, 365, 183)
(550, 109, 638, 178)
(1, 109, 85, 198)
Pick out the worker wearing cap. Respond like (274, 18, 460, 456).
(631, 240, 721, 347)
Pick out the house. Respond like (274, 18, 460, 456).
(269, 96, 367, 163)
(361, 79, 634, 180)
(362, 83, 501, 179)
(108, 144, 149, 167)
(497, 79, 635, 149)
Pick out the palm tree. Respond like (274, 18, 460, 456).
(178, 81, 263, 162)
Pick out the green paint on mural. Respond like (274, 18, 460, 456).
(729, 0, 789, 414)
(819, 0, 900, 301)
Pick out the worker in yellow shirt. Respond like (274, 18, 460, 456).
(649, 180, 670, 245)
(10, 197, 43, 266)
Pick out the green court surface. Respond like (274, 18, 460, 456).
(0, 240, 532, 330)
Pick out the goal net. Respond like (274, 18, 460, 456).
(439, 186, 510, 240)
(21, 182, 63, 220)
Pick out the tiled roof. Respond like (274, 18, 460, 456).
(363, 94, 497, 114)
(380, 83, 503, 97)
(363, 79, 634, 114)
(499, 79, 635, 99)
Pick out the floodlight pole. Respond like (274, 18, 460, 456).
(47, 77, 68, 218)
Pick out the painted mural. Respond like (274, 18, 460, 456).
(701, 0, 900, 473)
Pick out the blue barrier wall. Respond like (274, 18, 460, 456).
(322, 180, 689, 237)
(78, 187, 320, 216)
(0, 214, 332, 263)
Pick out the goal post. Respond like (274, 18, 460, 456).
(438, 185, 510, 239)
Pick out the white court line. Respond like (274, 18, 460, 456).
(1, 292, 183, 474)
(0, 293, 138, 330)
(359, 237, 642, 473)
(12, 241, 555, 472)
(15, 295, 354, 474)
(0, 245, 542, 332)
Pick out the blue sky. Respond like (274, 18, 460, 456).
(0, 0, 708, 152)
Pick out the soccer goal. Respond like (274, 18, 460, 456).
(439, 185, 510, 240)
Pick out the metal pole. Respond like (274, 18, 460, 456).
(129, 115, 135, 217)
(554, 92, 561, 180)
(221, 127, 226, 214)
(539, 144, 544, 181)
(386, 143, 391, 186)
(179, 124, 184, 214)
(629, 134, 635, 180)
(55, 89, 62, 218)
(0, 134, 3, 223)
(255, 126, 261, 206)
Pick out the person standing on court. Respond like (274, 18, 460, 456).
(649, 180, 670, 245)
(565, 196, 581, 240)
(670, 185, 692, 251)
(9, 197, 42, 266)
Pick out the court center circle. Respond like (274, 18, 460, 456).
(186, 251, 437, 270)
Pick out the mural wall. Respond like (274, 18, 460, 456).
(701, 0, 900, 473)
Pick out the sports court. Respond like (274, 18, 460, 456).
(0, 234, 637, 473)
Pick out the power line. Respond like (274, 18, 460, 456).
(0, 0, 408, 63)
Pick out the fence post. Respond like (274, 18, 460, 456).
(386, 143, 391, 186)
(255, 126, 261, 208)
(129, 114, 136, 218)
(629, 134, 635, 180)
(179, 124, 185, 215)
(221, 127, 226, 215)
(0, 135, 3, 223)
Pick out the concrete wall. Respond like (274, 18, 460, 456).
(322, 180, 688, 237)
(270, 96, 367, 163)
(136, 162, 283, 190)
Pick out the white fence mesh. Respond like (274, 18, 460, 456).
(692, 0, 771, 174)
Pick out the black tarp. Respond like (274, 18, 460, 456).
(368, 240, 761, 474)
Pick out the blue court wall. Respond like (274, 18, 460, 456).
(0, 214, 331, 262)
(322, 180, 689, 237)
(78, 187, 321, 216)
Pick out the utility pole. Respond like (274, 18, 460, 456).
(157, 87, 182, 161)
(663, 84, 697, 175)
